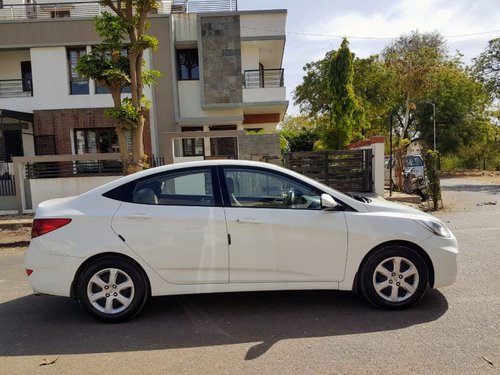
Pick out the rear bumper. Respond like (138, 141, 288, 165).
(25, 242, 84, 297)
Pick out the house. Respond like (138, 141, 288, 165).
(0, 0, 287, 165)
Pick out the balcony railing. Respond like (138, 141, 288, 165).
(0, 0, 237, 21)
(243, 69, 284, 89)
(0, 79, 33, 98)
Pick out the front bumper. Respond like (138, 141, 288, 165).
(423, 234, 458, 288)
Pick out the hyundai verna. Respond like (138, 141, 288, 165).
(25, 160, 458, 322)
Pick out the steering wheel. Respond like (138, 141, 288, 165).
(285, 188, 295, 207)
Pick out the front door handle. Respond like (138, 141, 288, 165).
(124, 214, 152, 220)
(236, 218, 262, 225)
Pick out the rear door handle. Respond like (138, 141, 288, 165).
(236, 218, 262, 225)
(124, 214, 152, 220)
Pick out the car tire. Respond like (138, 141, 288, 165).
(360, 246, 429, 309)
(76, 257, 149, 322)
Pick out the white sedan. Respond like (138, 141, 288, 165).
(25, 160, 458, 322)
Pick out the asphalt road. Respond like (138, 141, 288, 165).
(0, 177, 498, 374)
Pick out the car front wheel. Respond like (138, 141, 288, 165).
(76, 257, 148, 322)
(360, 246, 429, 309)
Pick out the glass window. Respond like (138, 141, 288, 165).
(224, 168, 321, 209)
(182, 138, 204, 157)
(177, 49, 199, 80)
(67, 47, 89, 95)
(74, 128, 118, 154)
(132, 168, 214, 206)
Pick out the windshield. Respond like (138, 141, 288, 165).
(404, 155, 424, 167)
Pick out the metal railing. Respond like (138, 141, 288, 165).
(26, 160, 123, 178)
(0, 79, 33, 98)
(243, 69, 284, 89)
(0, 0, 237, 20)
(0, 163, 16, 196)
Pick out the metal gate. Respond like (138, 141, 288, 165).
(284, 149, 373, 193)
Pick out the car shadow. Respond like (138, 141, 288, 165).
(0, 290, 448, 360)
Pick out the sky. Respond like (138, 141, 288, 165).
(238, 0, 500, 114)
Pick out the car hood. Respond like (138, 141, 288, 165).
(363, 196, 433, 218)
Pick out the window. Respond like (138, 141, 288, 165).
(182, 138, 205, 157)
(74, 128, 119, 154)
(132, 168, 214, 206)
(51, 10, 70, 18)
(224, 168, 321, 209)
(67, 47, 89, 94)
(177, 49, 199, 80)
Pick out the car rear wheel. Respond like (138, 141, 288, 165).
(360, 246, 429, 309)
(77, 257, 148, 322)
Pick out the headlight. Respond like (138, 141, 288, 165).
(415, 218, 451, 238)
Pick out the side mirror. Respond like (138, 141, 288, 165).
(321, 193, 338, 211)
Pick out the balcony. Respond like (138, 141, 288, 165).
(243, 69, 284, 89)
(0, 0, 237, 21)
(0, 79, 33, 98)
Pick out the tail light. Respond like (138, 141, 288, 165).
(31, 218, 72, 239)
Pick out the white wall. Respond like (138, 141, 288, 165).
(0, 50, 31, 80)
(1, 46, 154, 113)
(242, 87, 286, 103)
(173, 13, 198, 41)
(241, 43, 259, 72)
(240, 14, 286, 38)
(29, 175, 121, 209)
(351, 141, 385, 197)
(178, 80, 242, 119)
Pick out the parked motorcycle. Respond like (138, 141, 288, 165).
(403, 167, 428, 201)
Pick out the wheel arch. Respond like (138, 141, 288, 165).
(70, 252, 152, 300)
(353, 240, 435, 293)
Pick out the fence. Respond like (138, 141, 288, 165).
(0, 0, 238, 21)
(244, 69, 284, 89)
(284, 150, 373, 193)
(0, 163, 16, 196)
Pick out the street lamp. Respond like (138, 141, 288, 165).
(430, 102, 436, 151)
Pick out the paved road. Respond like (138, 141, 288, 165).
(0, 177, 498, 374)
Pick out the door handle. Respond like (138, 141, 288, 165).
(124, 214, 152, 220)
(236, 218, 262, 225)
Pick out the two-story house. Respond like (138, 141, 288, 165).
(0, 0, 288, 166)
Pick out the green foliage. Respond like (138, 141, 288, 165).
(414, 61, 491, 154)
(142, 69, 161, 86)
(383, 31, 447, 139)
(94, 12, 130, 51)
(325, 38, 364, 149)
(424, 150, 442, 211)
(105, 98, 141, 129)
(278, 115, 320, 152)
(472, 38, 500, 100)
(293, 52, 333, 117)
(76, 51, 130, 88)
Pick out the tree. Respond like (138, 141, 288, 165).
(382, 31, 447, 140)
(293, 39, 363, 150)
(326, 38, 363, 149)
(76, 0, 160, 174)
(414, 61, 491, 155)
(278, 115, 320, 152)
(472, 37, 500, 100)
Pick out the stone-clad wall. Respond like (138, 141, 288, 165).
(200, 16, 242, 105)
(238, 134, 281, 165)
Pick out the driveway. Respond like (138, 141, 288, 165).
(0, 176, 498, 374)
